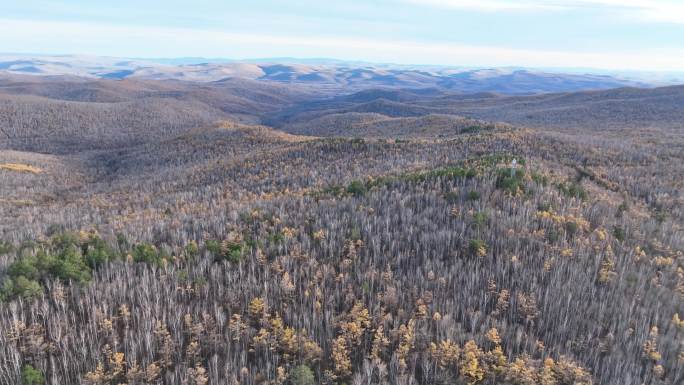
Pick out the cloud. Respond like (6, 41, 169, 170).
(0, 18, 683, 71)
(405, 0, 684, 23)
(403, 0, 565, 11)
(572, 1, 684, 23)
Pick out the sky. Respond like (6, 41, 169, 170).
(2, 0, 684, 71)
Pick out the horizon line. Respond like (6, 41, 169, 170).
(2, 51, 684, 77)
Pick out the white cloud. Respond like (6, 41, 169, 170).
(1, 18, 683, 71)
(403, 0, 566, 11)
(405, 0, 684, 23)
(573, 1, 684, 23)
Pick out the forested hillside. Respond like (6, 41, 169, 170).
(0, 76, 312, 152)
(0, 76, 682, 385)
(269, 85, 684, 134)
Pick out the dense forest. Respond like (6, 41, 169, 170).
(0, 76, 683, 385)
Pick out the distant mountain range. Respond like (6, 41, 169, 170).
(2, 69, 682, 156)
(1, 53, 675, 95)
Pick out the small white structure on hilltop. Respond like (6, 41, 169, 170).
(511, 158, 518, 177)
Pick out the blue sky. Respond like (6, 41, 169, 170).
(2, 0, 684, 71)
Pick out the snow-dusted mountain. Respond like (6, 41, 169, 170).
(0, 54, 663, 94)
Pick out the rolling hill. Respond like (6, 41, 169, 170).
(0, 71, 683, 385)
(0, 75, 313, 153)
(0, 54, 654, 95)
(270, 84, 684, 137)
